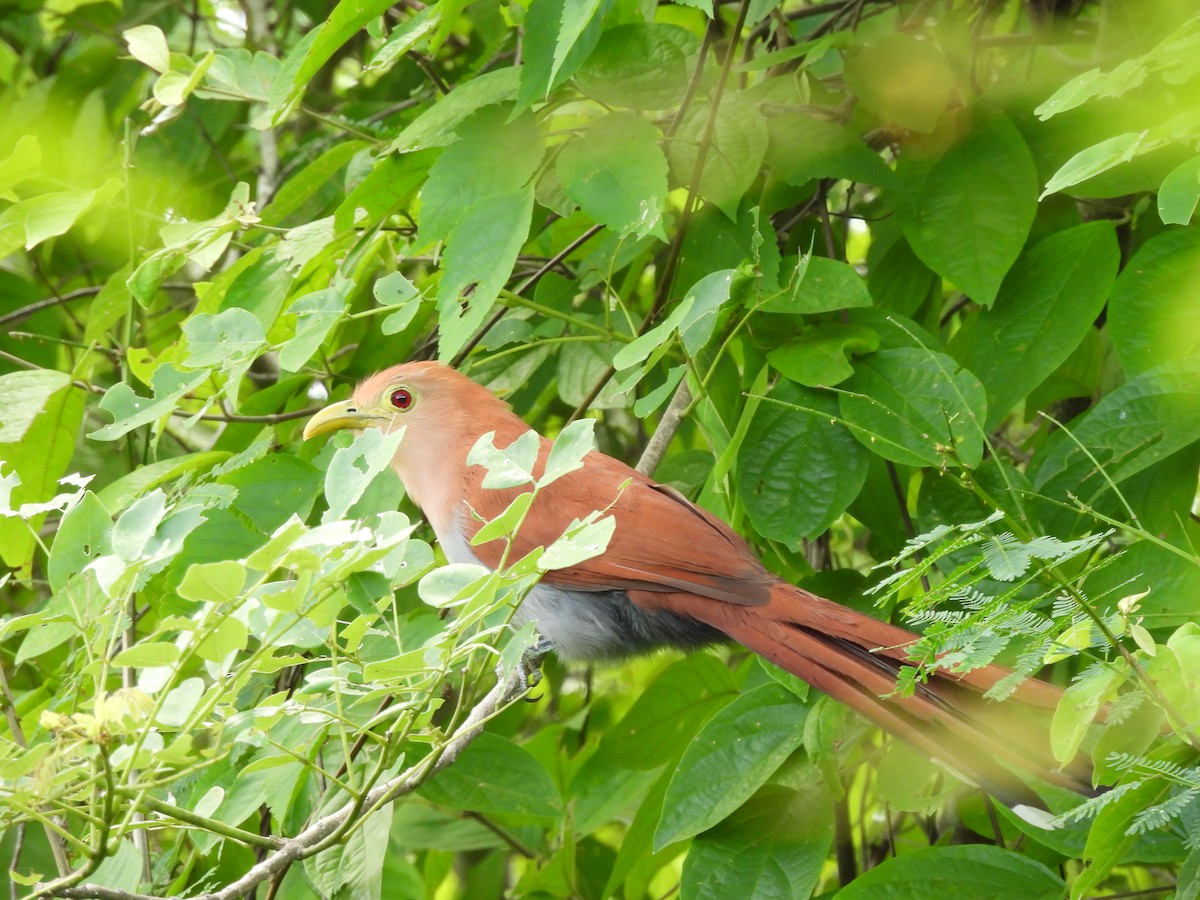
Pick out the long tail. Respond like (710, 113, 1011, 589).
(643, 582, 1094, 807)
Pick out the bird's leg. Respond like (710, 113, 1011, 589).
(519, 636, 554, 698)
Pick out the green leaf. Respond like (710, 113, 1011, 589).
(1147, 623, 1200, 730)
(112, 642, 181, 668)
(335, 149, 434, 232)
(259, 141, 368, 226)
(894, 110, 1037, 306)
(575, 24, 692, 110)
(767, 323, 879, 387)
(90, 366, 208, 441)
(0, 381, 86, 569)
(123, 24, 171, 73)
(765, 113, 893, 186)
(48, 492, 112, 593)
(835, 845, 1064, 899)
(374, 271, 422, 335)
(557, 113, 668, 240)
(1034, 60, 1145, 120)
(868, 238, 937, 316)
(0, 179, 122, 256)
(551, 0, 608, 86)
(322, 426, 406, 521)
(1030, 357, 1200, 531)
(598, 655, 739, 770)
(268, 0, 398, 113)
(218, 454, 322, 533)
(760, 256, 872, 315)
(0, 135, 42, 201)
(539, 514, 616, 570)
(0, 370, 70, 442)
(540, 418, 596, 487)
(435, 186, 535, 363)
(669, 99, 768, 220)
(364, 7, 440, 74)
(418, 107, 543, 244)
(844, 33, 955, 133)
(183, 307, 267, 369)
(196, 614, 248, 662)
(1158, 154, 1200, 224)
(952, 221, 1119, 427)
(655, 684, 808, 848)
(389, 68, 521, 152)
(471, 491, 535, 545)
(1041, 131, 1169, 198)
(467, 430, 539, 489)
(96, 451, 229, 515)
(277, 286, 347, 372)
(516, 0, 605, 109)
(177, 560, 247, 605)
(1071, 776, 1174, 898)
(419, 732, 561, 818)
(738, 380, 868, 542)
(418, 563, 494, 608)
(1051, 667, 1117, 762)
(839, 347, 988, 468)
(1108, 228, 1200, 376)
(681, 784, 832, 900)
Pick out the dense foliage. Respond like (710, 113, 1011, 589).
(2, 0, 1199, 897)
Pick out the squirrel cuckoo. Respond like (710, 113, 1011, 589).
(304, 360, 1093, 810)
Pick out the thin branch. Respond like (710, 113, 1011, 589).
(0, 287, 101, 329)
(636, 380, 692, 476)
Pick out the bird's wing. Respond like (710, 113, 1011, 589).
(463, 442, 774, 606)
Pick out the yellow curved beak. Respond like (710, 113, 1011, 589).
(302, 400, 375, 441)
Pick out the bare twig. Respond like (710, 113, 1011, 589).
(636, 380, 692, 476)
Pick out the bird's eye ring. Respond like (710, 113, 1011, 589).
(389, 388, 414, 410)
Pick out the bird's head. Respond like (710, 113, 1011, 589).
(302, 360, 453, 443)
(302, 361, 525, 526)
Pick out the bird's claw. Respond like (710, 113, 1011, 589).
(519, 637, 553, 700)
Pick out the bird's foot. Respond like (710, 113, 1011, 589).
(519, 637, 554, 700)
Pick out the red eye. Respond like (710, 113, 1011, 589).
(390, 388, 413, 410)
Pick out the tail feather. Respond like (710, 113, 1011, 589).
(636, 582, 1095, 807)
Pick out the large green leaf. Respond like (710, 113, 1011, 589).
(669, 98, 768, 220)
(596, 655, 739, 770)
(1029, 357, 1200, 532)
(1108, 228, 1200, 376)
(839, 347, 988, 468)
(952, 221, 1119, 427)
(516, 0, 606, 109)
(0, 382, 86, 569)
(418, 107, 543, 244)
(419, 733, 561, 818)
(655, 684, 808, 848)
(894, 110, 1037, 306)
(738, 380, 868, 542)
(557, 112, 668, 240)
(575, 24, 693, 110)
(836, 845, 1064, 899)
(388, 68, 521, 152)
(681, 784, 832, 900)
(765, 113, 893, 186)
(435, 185, 535, 362)
(760, 256, 873, 315)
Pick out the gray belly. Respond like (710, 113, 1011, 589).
(439, 510, 724, 662)
(514, 582, 726, 662)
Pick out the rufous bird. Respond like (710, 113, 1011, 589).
(304, 360, 1094, 811)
